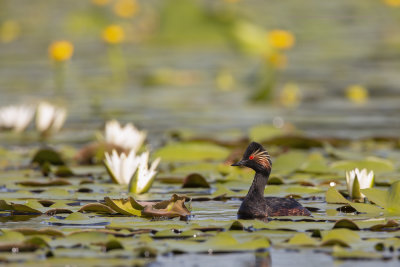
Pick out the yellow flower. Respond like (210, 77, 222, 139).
(0, 20, 20, 43)
(383, 0, 400, 7)
(48, 41, 74, 62)
(267, 30, 295, 50)
(91, 0, 110, 6)
(267, 52, 287, 69)
(102, 25, 125, 44)
(114, 0, 139, 18)
(279, 83, 301, 108)
(346, 85, 368, 104)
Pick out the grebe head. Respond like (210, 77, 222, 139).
(231, 142, 272, 174)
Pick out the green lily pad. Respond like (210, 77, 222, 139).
(182, 173, 211, 188)
(12, 228, 64, 237)
(325, 187, 348, 204)
(78, 203, 117, 214)
(0, 230, 26, 244)
(228, 220, 245, 231)
(348, 202, 384, 215)
(369, 219, 399, 231)
(17, 179, 71, 187)
(264, 136, 324, 149)
(104, 239, 124, 251)
(321, 229, 361, 247)
(360, 188, 388, 208)
(104, 197, 142, 216)
(273, 151, 307, 174)
(361, 181, 400, 216)
(332, 219, 360, 230)
(172, 162, 220, 175)
(169, 232, 270, 253)
(249, 124, 285, 142)
(332, 246, 384, 259)
(386, 180, 400, 215)
(0, 200, 44, 214)
(331, 157, 394, 173)
(154, 142, 230, 162)
(287, 233, 318, 246)
(142, 194, 191, 219)
(55, 166, 74, 177)
(300, 153, 330, 173)
(31, 148, 65, 166)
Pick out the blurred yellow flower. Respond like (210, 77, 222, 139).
(102, 25, 125, 44)
(267, 52, 287, 69)
(279, 83, 301, 108)
(48, 41, 74, 62)
(267, 30, 295, 50)
(383, 0, 400, 7)
(0, 20, 20, 43)
(114, 0, 139, 18)
(346, 85, 368, 104)
(91, 0, 110, 5)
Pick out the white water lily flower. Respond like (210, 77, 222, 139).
(104, 120, 146, 153)
(104, 149, 160, 194)
(104, 150, 141, 185)
(36, 102, 67, 134)
(0, 105, 34, 132)
(346, 168, 374, 200)
(130, 151, 161, 194)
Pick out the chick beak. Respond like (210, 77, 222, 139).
(231, 160, 245, 167)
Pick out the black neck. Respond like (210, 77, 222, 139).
(245, 171, 269, 200)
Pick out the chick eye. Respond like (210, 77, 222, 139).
(249, 155, 254, 160)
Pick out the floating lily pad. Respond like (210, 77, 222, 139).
(78, 203, 117, 214)
(273, 151, 307, 174)
(249, 124, 285, 142)
(142, 194, 191, 219)
(154, 142, 230, 162)
(320, 229, 361, 247)
(264, 136, 323, 149)
(386, 180, 400, 215)
(287, 233, 318, 246)
(104, 197, 142, 216)
(169, 232, 270, 253)
(361, 181, 400, 216)
(17, 179, 71, 187)
(12, 228, 64, 237)
(0, 200, 44, 214)
(332, 219, 359, 230)
(182, 173, 210, 188)
(31, 148, 65, 166)
(331, 157, 394, 173)
(332, 246, 384, 260)
(300, 153, 330, 173)
(55, 166, 74, 177)
(325, 187, 348, 204)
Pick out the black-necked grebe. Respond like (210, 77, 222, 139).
(232, 142, 311, 219)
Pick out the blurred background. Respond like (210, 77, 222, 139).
(1, 0, 400, 141)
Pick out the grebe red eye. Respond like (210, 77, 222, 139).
(249, 155, 254, 160)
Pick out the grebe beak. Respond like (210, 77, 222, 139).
(231, 160, 245, 166)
